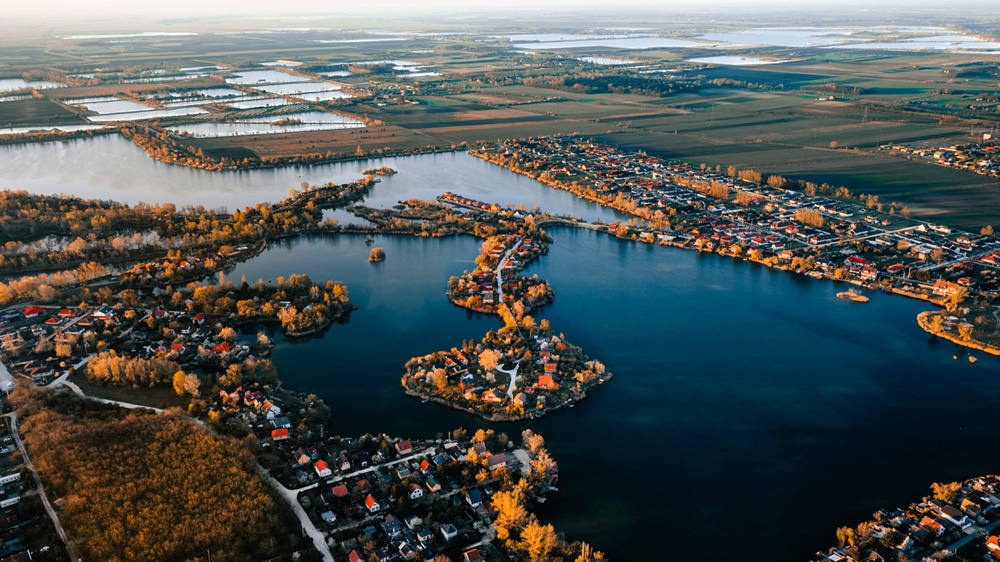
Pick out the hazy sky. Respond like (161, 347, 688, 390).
(6, 0, 996, 29)
(8, 0, 988, 16)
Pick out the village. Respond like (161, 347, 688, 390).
(880, 138, 1000, 179)
(213, 374, 565, 562)
(813, 474, 1000, 562)
(471, 136, 1000, 353)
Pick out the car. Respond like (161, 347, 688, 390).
(0, 447, 10, 455)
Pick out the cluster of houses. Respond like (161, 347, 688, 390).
(881, 141, 1000, 178)
(258, 406, 523, 562)
(437, 192, 502, 214)
(405, 323, 607, 420)
(0, 305, 115, 384)
(0, 470, 33, 561)
(814, 475, 1000, 562)
(484, 137, 1000, 297)
(0, 299, 263, 391)
(447, 234, 547, 311)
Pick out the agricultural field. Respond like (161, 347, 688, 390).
(1, 23, 999, 228)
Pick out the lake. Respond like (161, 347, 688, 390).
(4, 141, 997, 560)
(0, 135, 625, 222)
(217, 223, 1000, 561)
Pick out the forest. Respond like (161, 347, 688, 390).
(12, 387, 310, 562)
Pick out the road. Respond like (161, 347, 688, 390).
(0, 360, 14, 393)
(256, 467, 335, 562)
(5, 412, 80, 562)
(498, 363, 519, 400)
(494, 236, 523, 306)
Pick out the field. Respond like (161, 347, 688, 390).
(0, 98, 88, 126)
(1, 23, 999, 230)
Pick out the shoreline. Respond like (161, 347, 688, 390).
(916, 310, 1000, 356)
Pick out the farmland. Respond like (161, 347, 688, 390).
(1, 19, 999, 228)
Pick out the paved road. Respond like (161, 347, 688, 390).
(0, 361, 14, 393)
(494, 236, 523, 306)
(256, 467, 334, 562)
(5, 412, 80, 561)
(498, 363, 519, 400)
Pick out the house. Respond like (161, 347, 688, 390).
(933, 279, 964, 297)
(918, 515, 944, 536)
(844, 255, 872, 268)
(332, 483, 348, 497)
(314, 460, 332, 478)
(420, 459, 434, 473)
(365, 494, 381, 513)
(292, 448, 311, 466)
(57, 309, 75, 317)
(271, 416, 292, 429)
(487, 453, 508, 471)
(398, 543, 416, 561)
(338, 452, 351, 471)
(426, 476, 442, 492)
(409, 484, 424, 500)
(466, 489, 483, 507)
(395, 439, 413, 455)
(940, 504, 972, 529)
(271, 428, 289, 441)
(212, 342, 231, 354)
(537, 375, 557, 390)
(320, 510, 337, 524)
(463, 548, 484, 562)
(382, 514, 402, 536)
(348, 550, 365, 562)
(22, 306, 43, 318)
(440, 523, 459, 541)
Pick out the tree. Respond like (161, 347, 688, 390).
(172, 371, 200, 397)
(431, 368, 448, 390)
(519, 520, 559, 560)
(836, 526, 856, 548)
(931, 481, 961, 502)
(219, 327, 237, 341)
(982, 225, 994, 236)
(478, 349, 502, 372)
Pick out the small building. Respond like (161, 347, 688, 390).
(314, 460, 332, 478)
(395, 439, 413, 455)
(22, 306, 43, 318)
(271, 428, 290, 441)
(365, 494, 381, 513)
(440, 523, 459, 541)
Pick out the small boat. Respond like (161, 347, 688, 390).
(365, 235, 374, 244)
(837, 289, 869, 303)
(969, 356, 978, 363)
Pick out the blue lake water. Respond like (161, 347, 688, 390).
(3, 139, 998, 560)
(220, 224, 1000, 561)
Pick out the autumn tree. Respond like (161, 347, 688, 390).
(172, 370, 200, 397)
